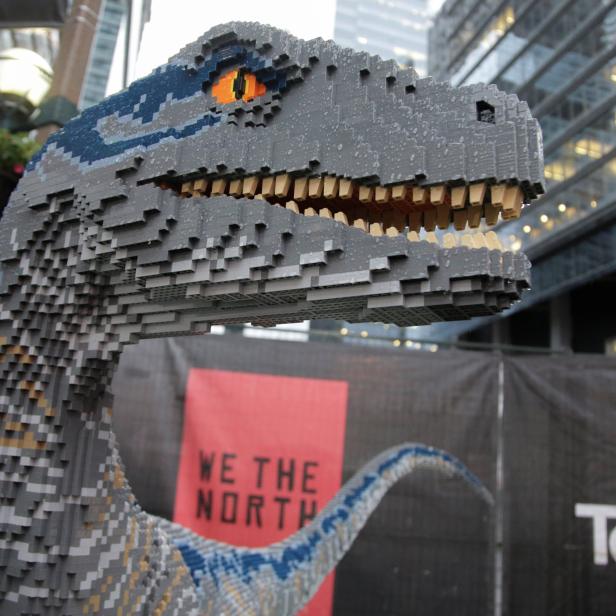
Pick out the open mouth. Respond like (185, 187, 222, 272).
(154, 173, 530, 251)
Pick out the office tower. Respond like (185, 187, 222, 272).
(425, 0, 616, 352)
(334, 0, 432, 75)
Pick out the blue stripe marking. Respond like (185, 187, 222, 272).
(28, 45, 287, 171)
(177, 542, 204, 585)
(173, 445, 483, 592)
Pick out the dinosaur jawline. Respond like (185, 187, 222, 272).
(154, 173, 532, 251)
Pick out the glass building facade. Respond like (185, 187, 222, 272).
(80, 0, 151, 109)
(80, 0, 125, 109)
(0, 28, 60, 68)
(420, 0, 616, 345)
(334, 0, 433, 76)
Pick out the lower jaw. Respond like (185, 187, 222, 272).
(135, 196, 531, 330)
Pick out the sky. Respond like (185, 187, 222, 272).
(135, 0, 446, 78)
(135, 0, 338, 78)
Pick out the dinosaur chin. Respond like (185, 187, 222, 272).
(123, 171, 536, 332)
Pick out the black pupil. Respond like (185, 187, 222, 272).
(232, 70, 246, 100)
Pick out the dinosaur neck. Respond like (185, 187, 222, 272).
(162, 443, 492, 615)
(0, 311, 199, 614)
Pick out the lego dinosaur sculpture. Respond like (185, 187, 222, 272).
(0, 22, 543, 616)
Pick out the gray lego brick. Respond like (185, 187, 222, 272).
(0, 21, 543, 616)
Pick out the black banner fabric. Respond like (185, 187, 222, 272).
(112, 336, 496, 615)
(110, 335, 616, 615)
(0, 0, 68, 27)
(503, 355, 616, 616)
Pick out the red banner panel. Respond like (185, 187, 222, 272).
(174, 368, 348, 615)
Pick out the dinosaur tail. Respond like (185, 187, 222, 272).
(158, 443, 492, 615)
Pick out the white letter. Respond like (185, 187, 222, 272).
(609, 526, 616, 563)
(575, 503, 616, 565)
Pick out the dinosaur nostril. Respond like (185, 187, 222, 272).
(476, 100, 495, 124)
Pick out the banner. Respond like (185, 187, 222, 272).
(112, 335, 495, 615)
(174, 369, 347, 614)
(503, 355, 616, 616)
(111, 335, 616, 614)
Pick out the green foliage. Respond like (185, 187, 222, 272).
(0, 129, 40, 176)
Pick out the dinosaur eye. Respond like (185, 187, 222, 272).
(212, 68, 267, 104)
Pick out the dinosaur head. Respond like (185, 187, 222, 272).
(2, 22, 544, 352)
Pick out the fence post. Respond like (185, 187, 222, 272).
(494, 359, 505, 616)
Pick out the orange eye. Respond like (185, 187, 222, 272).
(211, 69, 267, 104)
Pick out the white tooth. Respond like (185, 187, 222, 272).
(430, 185, 447, 206)
(513, 198, 523, 218)
(353, 218, 368, 231)
(386, 226, 399, 237)
(193, 178, 208, 196)
(391, 184, 408, 201)
(502, 186, 523, 218)
(286, 201, 299, 213)
(442, 233, 457, 248)
(211, 178, 227, 196)
(180, 181, 193, 198)
(485, 231, 503, 251)
(460, 234, 474, 248)
(469, 182, 486, 206)
(338, 178, 353, 199)
(423, 209, 437, 232)
(407, 230, 420, 242)
(369, 222, 384, 236)
(374, 186, 390, 204)
(359, 186, 374, 203)
(436, 203, 450, 230)
(242, 176, 259, 197)
(254, 194, 266, 200)
(228, 178, 243, 196)
(412, 187, 428, 205)
(308, 177, 324, 199)
(424, 231, 438, 244)
(408, 210, 422, 232)
(319, 208, 333, 218)
(294, 177, 309, 201)
(334, 211, 349, 224)
(468, 205, 482, 228)
(323, 177, 339, 198)
(484, 203, 500, 226)
(472, 233, 487, 249)
(490, 183, 507, 207)
(261, 177, 275, 197)
(275, 174, 292, 198)
(451, 185, 468, 209)
(304, 207, 317, 216)
(453, 209, 468, 231)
